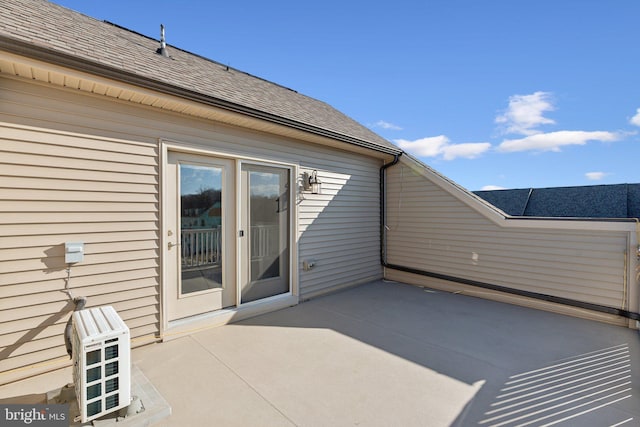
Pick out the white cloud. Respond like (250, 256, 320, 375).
(441, 142, 492, 160)
(394, 135, 491, 160)
(585, 172, 609, 181)
(395, 135, 450, 157)
(373, 120, 403, 130)
(498, 130, 621, 153)
(630, 108, 640, 126)
(481, 185, 506, 191)
(495, 91, 555, 135)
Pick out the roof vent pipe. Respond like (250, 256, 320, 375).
(157, 24, 169, 57)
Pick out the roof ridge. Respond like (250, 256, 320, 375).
(2, 0, 399, 154)
(479, 183, 640, 192)
(101, 20, 299, 94)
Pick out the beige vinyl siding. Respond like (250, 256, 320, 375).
(0, 123, 160, 384)
(298, 168, 382, 298)
(0, 76, 383, 381)
(0, 77, 383, 296)
(385, 160, 631, 321)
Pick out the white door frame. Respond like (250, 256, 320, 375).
(237, 160, 294, 306)
(159, 140, 299, 339)
(165, 151, 235, 320)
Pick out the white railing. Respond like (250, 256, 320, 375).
(181, 225, 279, 269)
(181, 227, 221, 269)
(251, 225, 279, 260)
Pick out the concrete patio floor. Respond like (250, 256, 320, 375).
(2, 279, 640, 426)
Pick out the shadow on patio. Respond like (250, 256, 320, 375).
(134, 280, 640, 426)
(2, 280, 639, 426)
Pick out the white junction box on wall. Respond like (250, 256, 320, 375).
(72, 306, 131, 423)
(65, 241, 84, 264)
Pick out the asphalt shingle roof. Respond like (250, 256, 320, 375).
(0, 0, 399, 154)
(474, 184, 640, 219)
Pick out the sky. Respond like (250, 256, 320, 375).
(52, 0, 640, 191)
(180, 164, 221, 196)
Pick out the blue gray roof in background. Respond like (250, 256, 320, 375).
(474, 184, 640, 218)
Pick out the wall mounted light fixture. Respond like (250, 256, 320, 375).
(303, 170, 322, 194)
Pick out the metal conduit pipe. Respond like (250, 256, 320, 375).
(64, 296, 87, 358)
(61, 263, 88, 358)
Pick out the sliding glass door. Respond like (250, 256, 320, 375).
(165, 152, 292, 322)
(166, 152, 235, 321)
(240, 163, 291, 303)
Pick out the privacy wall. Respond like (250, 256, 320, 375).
(384, 157, 637, 325)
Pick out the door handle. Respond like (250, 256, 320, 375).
(168, 242, 180, 249)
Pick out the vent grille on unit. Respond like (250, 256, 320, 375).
(72, 306, 131, 423)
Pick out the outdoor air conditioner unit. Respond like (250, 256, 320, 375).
(72, 305, 131, 423)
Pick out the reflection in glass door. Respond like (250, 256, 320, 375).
(240, 164, 290, 303)
(166, 151, 235, 321)
(179, 164, 223, 294)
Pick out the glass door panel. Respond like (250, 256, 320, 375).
(179, 164, 223, 294)
(241, 164, 290, 303)
(166, 151, 235, 321)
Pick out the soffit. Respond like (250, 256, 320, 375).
(0, 0, 399, 156)
(0, 50, 391, 159)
